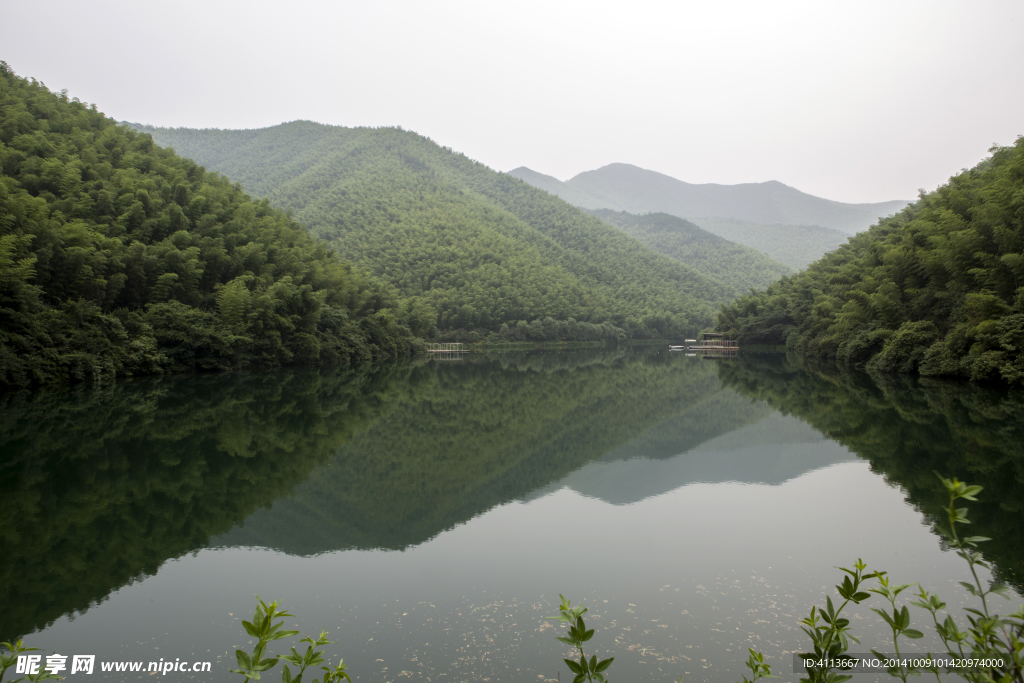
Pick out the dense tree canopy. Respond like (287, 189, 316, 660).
(586, 209, 792, 294)
(689, 217, 849, 271)
(0, 64, 423, 389)
(138, 121, 734, 339)
(717, 138, 1024, 384)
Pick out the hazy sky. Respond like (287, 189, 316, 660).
(3, 0, 1022, 203)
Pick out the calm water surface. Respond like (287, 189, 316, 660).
(3, 349, 1022, 682)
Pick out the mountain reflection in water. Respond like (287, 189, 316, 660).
(2, 348, 1022, 682)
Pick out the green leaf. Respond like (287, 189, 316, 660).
(572, 674, 586, 683)
(555, 637, 575, 645)
(870, 608, 895, 627)
(283, 664, 293, 683)
(595, 657, 614, 673)
(903, 629, 924, 639)
(582, 629, 595, 642)
(961, 485, 983, 500)
(564, 659, 582, 675)
(237, 650, 253, 670)
(243, 620, 260, 637)
(271, 630, 301, 641)
(958, 581, 979, 596)
(254, 658, 279, 672)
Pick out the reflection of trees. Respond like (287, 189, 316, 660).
(215, 351, 764, 553)
(0, 350, 769, 642)
(717, 353, 1024, 593)
(0, 366, 400, 642)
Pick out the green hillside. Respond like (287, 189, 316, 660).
(687, 216, 848, 270)
(135, 121, 733, 338)
(587, 209, 792, 293)
(717, 138, 1024, 385)
(0, 64, 419, 389)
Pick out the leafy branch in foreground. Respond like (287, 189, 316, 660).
(736, 648, 775, 683)
(739, 475, 1023, 683)
(279, 631, 351, 683)
(797, 559, 878, 683)
(0, 640, 62, 683)
(548, 595, 614, 683)
(231, 597, 350, 683)
(909, 475, 1024, 683)
(868, 574, 923, 682)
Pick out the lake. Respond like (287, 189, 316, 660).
(2, 349, 1022, 682)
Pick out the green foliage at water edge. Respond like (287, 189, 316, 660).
(718, 139, 1024, 384)
(0, 64, 422, 389)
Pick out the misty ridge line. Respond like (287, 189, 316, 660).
(508, 162, 912, 235)
(124, 118, 907, 233)
(128, 118, 902, 272)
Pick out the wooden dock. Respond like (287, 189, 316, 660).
(426, 343, 468, 360)
(671, 333, 739, 354)
(692, 332, 737, 351)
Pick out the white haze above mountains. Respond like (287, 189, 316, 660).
(509, 163, 912, 269)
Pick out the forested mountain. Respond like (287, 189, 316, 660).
(717, 138, 1024, 385)
(587, 209, 792, 293)
(135, 121, 732, 338)
(684, 217, 848, 271)
(0, 64, 421, 389)
(509, 163, 910, 234)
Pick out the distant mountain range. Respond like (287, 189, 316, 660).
(510, 164, 911, 269)
(510, 164, 910, 235)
